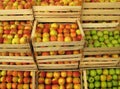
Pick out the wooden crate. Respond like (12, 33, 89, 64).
(36, 70, 83, 89)
(0, 70, 36, 89)
(0, 43, 37, 71)
(0, 20, 38, 71)
(0, 9, 34, 21)
(83, 68, 120, 89)
(31, 19, 85, 70)
(82, 2, 120, 22)
(33, 6, 82, 21)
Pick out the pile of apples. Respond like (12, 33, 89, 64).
(0, 0, 35, 9)
(0, 21, 32, 44)
(0, 70, 33, 89)
(38, 71, 81, 89)
(84, 30, 120, 48)
(0, 52, 33, 65)
(34, 22, 82, 42)
(35, 0, 82, 6)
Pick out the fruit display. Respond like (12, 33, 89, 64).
(0, 21, 32, 44)
(35, 0, 82, 6)
(0, 70, 34, 89)
(32, 22, 84, 67)
(85, 68, 120, 89)
(84, 30, 120, 48)
(0, 0, 35, 9)
(38, 71, 81, 89)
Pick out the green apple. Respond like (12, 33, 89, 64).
(94, 41, 101, 47)
(97, 31, 103, 37)
(109, 37, 114, 41)
(114, 30, 119, 35)
(107, 43, 113, 47)
(96, 69, 102, 75)
(118, 38, 120, 43)
(86, 36, 92, 40)
(103, 35, 109, 40)
(109, 69, 115, 75)
(112, 40, 118, 44)
(101, 42, 107, 47)
(114, 35, 119, 39)
(91, 30, 97, 35)
(103, 30, 109, 35)
(90, 70, 97, 77)
(112, 80, 118, 87)
(85, 30, 90, 35)
(101, 75, 107, 81)
(92, 35, 98, 40)
(88, 77, 94, 83)
(115, 68, 120, 74)
(101, 81, 107, 88)
(99, 37, 104, 42)
(103, 69, 109, 75)
(105, 39, 110, 44)
(95, 75, 100, 81)
(89, 83, 94, 88)
(107, 81, 112, 88)
(112, 74, 118, 80)
(1, 70, 6, 76)
(114, 44, 119, 47)
(109, 31, 113, 36)
(76, 29, 81, 35)
(94, 81, 100, 88)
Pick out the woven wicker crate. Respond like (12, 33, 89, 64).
(31, 19, 85, 70)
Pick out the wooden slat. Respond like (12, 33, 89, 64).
(82, 22, 119, 28)
(33, 6, 82, 11)
(37, 54, 82, 59)
(82, 16, 120, 21)
(0, 16, 34, 20)
(0, 9, 33, 15)
(83, 2, 120, 9)
(82, 9, 120, 15)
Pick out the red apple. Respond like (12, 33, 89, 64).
(46, 72, 53, 78)
(73, 71, 80, 77)
(52, 78, 58, 84)
(17, 84, 23, 89)
(18, 71, 24, 77)
(18, 77, 23, 83)
(38, 84, 44, 89)
(24, 71, 30, 77)
(73, 77, 80, 84)
(66, 77, 73, 83)
(38, 77, 44, 84)
(53, 71, 60, 78)
(52, 84, 59, 89)
(12, 83, 17, 89)
(6, 76, 12, 83)
(12, 77, 18, 83)
(23, 77, 30, 84)
(23, 84, 29, 89)
(12, 71, 18, 77)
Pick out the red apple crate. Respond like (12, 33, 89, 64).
(33, 6, 82, 21)
(31, 19, 85, 70)
(0, 9, 33, 21)
(36, 70, 83, 89)
(0, 20, 38, 71)
(0, 70, 36, 89)
(82, 68, 120, 89)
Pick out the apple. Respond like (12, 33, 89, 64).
(39, 71, 46, 77)
(23, 77, 30, 84)
(24, 71, 30, 77)
(52, 84, 60, 89)
(66, 77, 73, 83)
(74, 84, 81, 89)
(51, 23, 58, 29)
(12, 37, 20, 44)
(12, 77, 18, 83)
(73, 71, 80, 77)
(52, 78, 58, 84)
(67, 71, 73, 77)
(17, 84, 23, 89)
(1, 83, 6, 89)
(45, 78, 51, 84)
(45, 85, 52, 89)
(7, 71, 13, 76)
(53, 71, 60, 78)
(18, 77, 23, 83)
(59, 85, 65, 89)
(76, 29, 81, 35)
(12, 71, 18, 77)
(7, 83, 12, 89)
(66, 83, 73, 89)
(18, 71, 24, 77)
(6, 76, 12, 83)
(50, 29, 57, 36)
(64, 36, 72, 42)
(0, 76, 6, 82)
(61, 71, 67, 78)
(58, 78, 65, 85)
(23, 84, 29, 89)
(46, 72, 53, 78)
(38, 77, 44, 84)
(1, 70, 6, 76)
(12, 83, 17, 89)
(73, 77, 80, 84)
(43, 33, 49, 37)
(38, 84, 44, 89)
